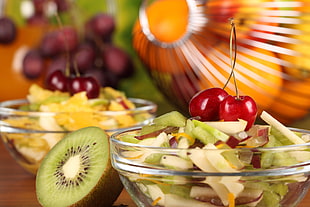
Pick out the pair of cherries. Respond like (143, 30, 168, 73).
(189, 88, 257, 130)
(46, 70, 100, 99)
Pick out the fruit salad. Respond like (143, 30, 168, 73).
(111, 110, 310, 207)
(0, 84, 156, 174)
(3, 84, 154, 131)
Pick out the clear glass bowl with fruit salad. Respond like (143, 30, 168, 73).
(110, 110, 310, 207)
(0, 84, 157, 175)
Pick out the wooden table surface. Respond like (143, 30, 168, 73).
(0, 140, 137, 207)
(1, 140, 310, 207)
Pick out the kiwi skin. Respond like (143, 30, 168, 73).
(36, 126, 123, 207)
(73, 161, 123, 207)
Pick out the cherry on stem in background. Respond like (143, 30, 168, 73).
(219, 95, 257, 130)
(57, 27, 78, 53)
(73, 43, 96, 73)
(86, 13, 115, 41)
(40, 27, 78, 57)
(189, 87, 229, 121)
(22, 50, 45, 79)
(40, 31, 61, 57)
(47, 55, 69, 76)
(27, 14, 49, 25)
(33, 0, 45, 15)
(67, 76, 100, 99)
(54, 0, 70, 12)
(101, 45, 134, 78)
(0, 17, 17, 44)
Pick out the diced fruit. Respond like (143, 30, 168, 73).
(153, 111, 187, 127)
(188, 149, 217, 172)
(192, 120, 229, 142)
(160, 155, 193, 170)
(203, 176, 230, 206)
(39, 116, 62, 131)
(203, 119, 247, 135)
(165, 193, 216, 207)
(146, 184, 165, 206)
(115, 99, 310, 207)
(204, 143, 237, 172)
(260, 111, 305, 145)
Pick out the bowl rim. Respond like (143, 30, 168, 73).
(110, 126, 310, 151)
(110, 126, 310, 176)
(0, 98, 157, 133)
(0, 98, 157, 115)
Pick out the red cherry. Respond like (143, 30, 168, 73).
(189, 88, 229, 121)
(45, 70, 68, 92)
(219, 95, 257, 130)
(0, 17, 17, 44)
(67, 76, 100, 99)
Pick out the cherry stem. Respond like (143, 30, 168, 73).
(223, 18, 239, 99)
(73, 60, 81, 77)
(54, 12, 71, 77)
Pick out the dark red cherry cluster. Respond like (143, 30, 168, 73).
(2, 0, 135, 96)
(189, 88, 257, 130)
(22, 11, 134, 92)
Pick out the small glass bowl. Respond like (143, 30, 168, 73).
(110, 127, 310, 207)
(0, 98, 157, 174)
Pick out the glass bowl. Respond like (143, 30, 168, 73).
(0, 98, 157, 174)
(110, 127, 310, 207)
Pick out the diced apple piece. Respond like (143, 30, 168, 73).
(236, 188, 263, 206)
(160, 155, 193, 170)
(188, 149, 218, 172)
(260, 111, 305, 145)
(137, 137, 157, 146)
(220, 176, 244, 197)
(204, 119, 247, 135)
(289, 151, 310, 162)
(162, 175, 188, 185)
(245, 125, 269, 147)
(149, 132, 170, 147)
(177, 138, 190, 159)
(193, 120, 229, 142)
(165, 193, 217, 207)
(146, 184, 165, 206)
(41, 133, 63, 149)
(204, 143, 237, 172)
(39, 116, 63, 131)
(203, 176, 230, 206)
(190, 186, 217, 199)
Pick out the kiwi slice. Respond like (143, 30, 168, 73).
(36, 126, 123, 207)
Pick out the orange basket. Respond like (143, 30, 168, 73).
(133, 0, 310, 124)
